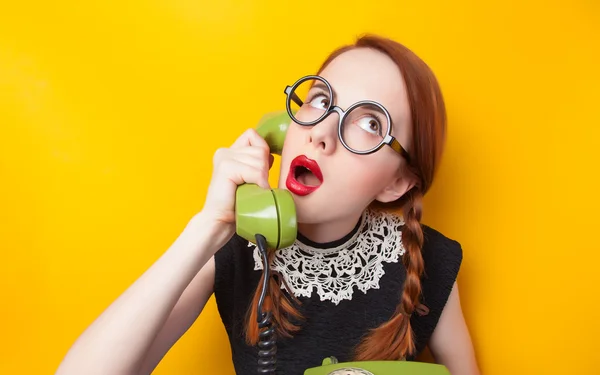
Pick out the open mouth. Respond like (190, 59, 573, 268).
(294, 165, 322, 186)
(286, 155, 324, 196)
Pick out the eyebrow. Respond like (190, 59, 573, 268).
(311, 81, 337, 100)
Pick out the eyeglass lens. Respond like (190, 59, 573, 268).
(288, 78, 389, 153)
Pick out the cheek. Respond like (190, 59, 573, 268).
(282, 122, 304, 149)
(278, 126, 303, 177)
(333, 156, 397, 195)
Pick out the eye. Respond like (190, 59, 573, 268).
(308, 94, 330, 110)
(356, 116, 382, 136)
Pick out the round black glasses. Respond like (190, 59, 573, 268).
(284, 75, 411, 162)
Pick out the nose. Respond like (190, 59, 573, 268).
(308, 108, 341, 155)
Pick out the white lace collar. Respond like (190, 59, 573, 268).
(249, 208, 405, 305)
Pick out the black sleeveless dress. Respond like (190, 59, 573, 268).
(214, 209, 462, 375)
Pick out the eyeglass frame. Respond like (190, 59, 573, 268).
(283, 75, 411, 163)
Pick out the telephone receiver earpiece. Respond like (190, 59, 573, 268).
(235, 110, 297, 250)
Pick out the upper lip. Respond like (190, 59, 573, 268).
(290, 155, 323, 182)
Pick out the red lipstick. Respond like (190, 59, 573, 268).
(286, 155, 324, 196)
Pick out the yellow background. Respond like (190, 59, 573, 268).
(1, 0, 599, 374)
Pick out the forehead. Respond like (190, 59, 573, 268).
(318, 48, 411, 132)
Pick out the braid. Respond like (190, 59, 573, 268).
(354, 190, 425, 361)
(398, 190, 425, 354)
(245, 250, 303, 345)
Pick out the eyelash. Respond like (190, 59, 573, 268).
(365, 111, 383, 125)
(306, 89, 330, 103)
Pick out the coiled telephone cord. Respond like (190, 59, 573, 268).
(255, 234, 277, 374)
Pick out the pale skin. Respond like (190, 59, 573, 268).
(55, 48, 480, 375)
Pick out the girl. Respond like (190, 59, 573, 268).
(56, 34, 480, 375)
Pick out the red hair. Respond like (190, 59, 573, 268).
(245, 34, 447, 361)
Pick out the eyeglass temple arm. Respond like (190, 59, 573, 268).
(285, 86, 304, 107)
(390, 137, 411, 163)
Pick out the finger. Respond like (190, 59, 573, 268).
(230, 146, 270, 171)
(230, 129, 252, 149)
(219, 157, 270, 190)
(230, 128, 270, 151)
(231, 163, 270, 190)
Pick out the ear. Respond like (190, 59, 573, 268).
(375, 173, 418, 204)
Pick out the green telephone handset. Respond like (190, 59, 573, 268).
(235, 110, 298, 250)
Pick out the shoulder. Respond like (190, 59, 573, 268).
(408, 223, 464, 355)
(213, 234, 262, 331)
(213, 233, 252, 266)
(421, 224, 463, 276)
(213, 233, 257, 287)
(371, 209, 463, 307)
(419, 224, 463, 303)
(373, 208, 463, 277)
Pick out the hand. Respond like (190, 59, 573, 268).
(200, 128, 275, 240)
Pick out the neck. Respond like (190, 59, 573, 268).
(297, 211, 364, 244)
